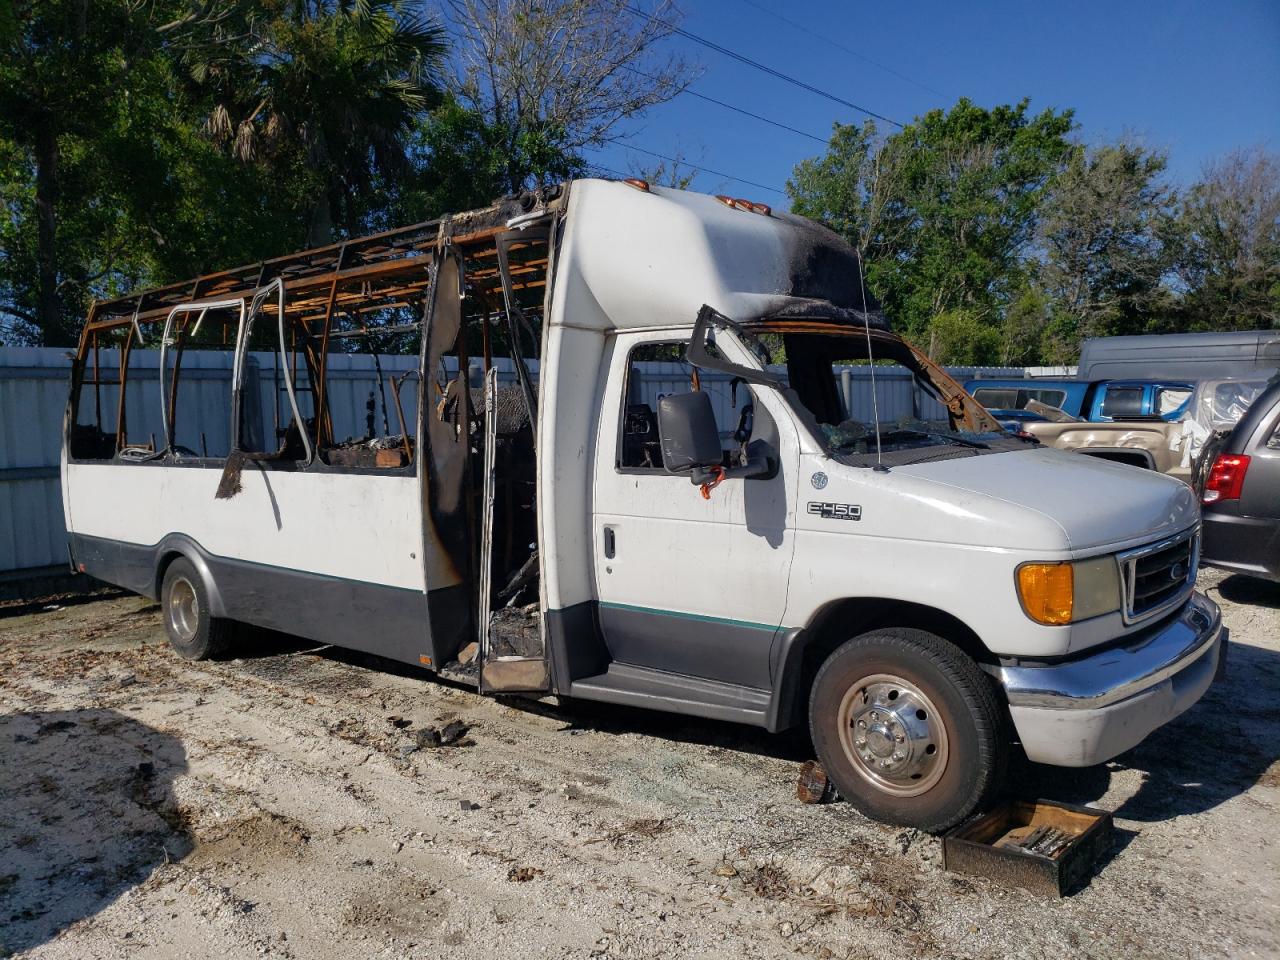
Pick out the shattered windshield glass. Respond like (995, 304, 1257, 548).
(738, 324, 1025, 466)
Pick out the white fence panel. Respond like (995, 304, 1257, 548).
(0, 348, 73, 574)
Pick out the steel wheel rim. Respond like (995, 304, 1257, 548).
(167, 577, 199, 643)
(836, 672, 949, 798)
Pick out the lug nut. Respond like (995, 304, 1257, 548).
(895, 734, 905, 743)
(870, 711, 879, 721)
(857, 720, 866, 728)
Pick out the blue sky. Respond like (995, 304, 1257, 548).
(590, 0, 1280, 205)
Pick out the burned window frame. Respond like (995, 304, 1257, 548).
(158, 298, 246, 461)
(67, 190, 565, 482)
(682, 306, 1007, 458)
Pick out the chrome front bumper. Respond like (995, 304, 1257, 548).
(1000, 592, 1225, 766)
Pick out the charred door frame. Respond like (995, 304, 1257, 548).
(418, 236, 474, 668)
(474, 220, 559, 693)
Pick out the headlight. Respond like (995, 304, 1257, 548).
(1016, 556, 1122, 625)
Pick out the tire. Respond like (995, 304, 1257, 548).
(809, 628, 1007, 832)
(160, 557, 234, 660)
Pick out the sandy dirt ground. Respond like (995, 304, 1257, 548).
(1, 568, 1277, 960)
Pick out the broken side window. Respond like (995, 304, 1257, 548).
(312, 298, 421, 471)
(160, 303, 244, 459)
(68, 326, 128, 461)
(618, 341, 745, 471)
(69, 307, 184, 461)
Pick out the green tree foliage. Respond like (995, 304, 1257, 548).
(183, 0, 449, 245)
(1174, 147, 1280, 332)
(1036, 141, 1179, 363)
(790, 100, 1076, 363)
(0, 0, 667, 345)
(3, 2, 1276, 361)
(0, 0, 308, 345)
(387, 96, 586, 228)
(0, 0, 163, 342)
(790, 100, 1278, 364)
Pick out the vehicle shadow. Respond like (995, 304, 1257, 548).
(1212, 573, 1280, 610)
(228, 617, 1278, 826)
(1013, 637, 1280, 822)
(525, 694, 817, 765)
(0, 709, 192, 955)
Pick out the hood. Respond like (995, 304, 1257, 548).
(894, 447, 1198, 553)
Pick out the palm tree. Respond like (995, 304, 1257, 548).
(187, 0, 448, 244)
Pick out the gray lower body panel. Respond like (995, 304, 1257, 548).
(1202, 509, 1280, 582)
(69, 532, 434, 668)
(597, 601, 776, 690)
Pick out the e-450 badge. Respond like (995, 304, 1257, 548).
(807, 502, 862, 521)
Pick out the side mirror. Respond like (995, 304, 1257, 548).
(658, 392, 723, 478)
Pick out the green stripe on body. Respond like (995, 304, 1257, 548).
(599, 600, 780, 632)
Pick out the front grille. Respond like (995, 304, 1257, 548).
(1118, 529, 1198, 624)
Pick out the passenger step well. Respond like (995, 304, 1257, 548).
(569, 662, 769, 726)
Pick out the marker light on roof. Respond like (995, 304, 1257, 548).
(715, 194, 771, 216)
(623, 178, 651, 192)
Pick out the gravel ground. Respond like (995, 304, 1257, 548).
(0, 568, 1276, 960)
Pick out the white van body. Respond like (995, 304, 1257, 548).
(62, 180, 1224, 830)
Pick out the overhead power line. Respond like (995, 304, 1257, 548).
(622, 65, 828, 145)
(605, 139, 786, 196)
(624, 4, 903, 128)
(735, 0, 950, 101)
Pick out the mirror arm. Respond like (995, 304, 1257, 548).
(723, 453, 772, 481)
(687, 453, 773, 486)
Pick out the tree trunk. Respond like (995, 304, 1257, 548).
(306, 193, 333, 247)
(33, 124, 61, 345)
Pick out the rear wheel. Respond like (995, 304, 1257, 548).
(161, 558, 234, 660)
(809, 628, 1006, 832)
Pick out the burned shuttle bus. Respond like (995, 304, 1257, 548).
(63, 180, 1224, 830)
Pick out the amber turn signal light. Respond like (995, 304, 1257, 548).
(1016, 563, 1073, 625)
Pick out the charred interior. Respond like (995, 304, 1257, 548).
(67, 190, 561, 682)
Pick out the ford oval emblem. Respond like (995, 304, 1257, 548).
(811, 472, 828, 490)
(1169, 562, 1186, 582)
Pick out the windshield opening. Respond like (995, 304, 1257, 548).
(737, 322, 1023, 465)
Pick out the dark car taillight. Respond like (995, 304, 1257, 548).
(1202, 454, 1251, 503)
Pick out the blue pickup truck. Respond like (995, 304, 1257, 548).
(963, 378, 1195, 429)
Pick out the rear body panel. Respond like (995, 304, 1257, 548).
(1201, 380, 1280, 581)
(1021, 419, 1185, 477)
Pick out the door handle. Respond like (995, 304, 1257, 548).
(603, 526, 616, 559)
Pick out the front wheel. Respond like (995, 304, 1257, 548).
(161, 557, 234, 660)
(809, 628, 1007, 832)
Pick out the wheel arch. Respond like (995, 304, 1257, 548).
(153, 536, 229, 617)
(766, 597, 997, 733)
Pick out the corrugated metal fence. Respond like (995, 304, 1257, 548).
(0, 346, 1036, 576)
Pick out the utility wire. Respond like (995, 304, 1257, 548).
(604, 139, 786, 195)
(625, 4, 903, 128)
(622, 65, 829, 145)
(735, 0, 950, 101)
